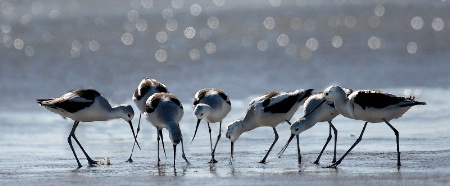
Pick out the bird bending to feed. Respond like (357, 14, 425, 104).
(278, 88, 352, 164)
(36, 89, 140, 168)
(144, 92, 189, 166)
(321, 85, 426, 168)
(128, 77, 168, 163)
(191, 88, 231, 163)
(226, 89, 313, 164)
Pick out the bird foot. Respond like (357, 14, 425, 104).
(313, 160, 319, 164)
(209, 159, 218, 164)
(323, 164, 338, 169)
(126, 158, 133, 163)
(258, 160, 267, 164)
(88, 160, 98, 166)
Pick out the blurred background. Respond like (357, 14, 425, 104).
(0, 0, 449, 177)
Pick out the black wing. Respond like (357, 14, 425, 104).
(353, 90, 405, 110)
(263, 92, 299, 114)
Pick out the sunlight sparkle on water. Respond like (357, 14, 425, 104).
(141, 0, 153, 9)
(374, 5, 385, 17)
(14, 39, 24, 50)
(162, 8, 173, 20)
(205, 42, 216, 54)
(431, 17, 444, 31)
(368, 36, 382, 50)
(263, 17, 276, 30)
(166, 19, 178, 31)
(306, 38, 318, 51)
(411, 16, 424, 30)
(189, 48, 201, 61)
(207, 17, 220, 29)
(121, 33, 134, 45)
(258, 40, 268, 51)
(190, 4, 202, 16)
(277, 34, 289, 47)
(172, 0, 184, 9)
(136, 19, 148, 32)
(156, 31, 168, 43)
(25, 45, 35, 56)
(127, 10, 140, 22)
(31, 2, 44, 15)
(407, 42, 417, 54)
(332, 36, 343, 48)
(200, 29, 212, 40)
(155, 49, 167, 62)
(184, 27, 196, 39)
(291, 18, 302, 30)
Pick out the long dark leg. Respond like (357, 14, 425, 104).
(259, 127, 279, 163)
(326, 122, 368, 168)
(173, 145, 177, 167)
(330, 122, 338, 163)
(180, 136, 189, 163)
(285, 120, 292, 125)
(208, 122, 213, 153)
(70, 122, 97, 166)
(314, 121, 333, 164)
(159, 129, 167, 158)
(157, 129, 161, 166)
(229, 142, 234, 165)
(68, 121, 82, 168)
(383, 119, 401, 167)
(126, 114, 142, 163)
(296, 134, 301, 164)
(210, 121, 222, 163)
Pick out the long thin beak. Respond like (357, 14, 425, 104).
(278, 134, 295, 158)
(190, 119, 201, 144)
(128, 121, 141, 150)
(173, 144, 177, 167)
(230, 142, 234, 164)
(303, 99, 326, 118)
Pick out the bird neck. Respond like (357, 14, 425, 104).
(333, 96, 354, 119)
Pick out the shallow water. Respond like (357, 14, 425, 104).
(1, 0, 450, 185)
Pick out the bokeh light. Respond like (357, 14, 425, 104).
(14, 39, 24, 50)
(189, 48, 201, 61)
(205, 42, 216, 54)
(156, 31, 168, 43)
(155, 49, 167, 62)
(306, 38, 319, 51)
(332, 36, 343, 48)
(190, 4, 202, 16)
(410, 16, 424, 30)
(431, 17, 444, 31)
(166, 19, 178, 31)
(263, 17, 276, 30)
(367, 36, 382, 50)
(407, 42, 417, 54)
(277, 34, 290, 47)
(121, 33, 134, 45)
(207, 17, 220, 29)
(184, 27, 196, 39)
(257, 40, 268, 51)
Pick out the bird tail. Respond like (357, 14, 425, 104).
(400, 100, 426, 107)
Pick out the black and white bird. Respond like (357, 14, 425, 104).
(36, 89, 140, 168)
(191, 88, 231, 163)
(144, 92, 189, 166)
(278, 88, 352, 164)
(321, 85, 426, 168)
(128, 77, 168, 162)
(226, 89, 313, 164)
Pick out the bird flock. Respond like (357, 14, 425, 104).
(37, 77, 426, 168)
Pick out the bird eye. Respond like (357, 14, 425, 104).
(295, 128, 299, 131)
(127, 114, 131, 117)
(325, 92, 329, 96)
